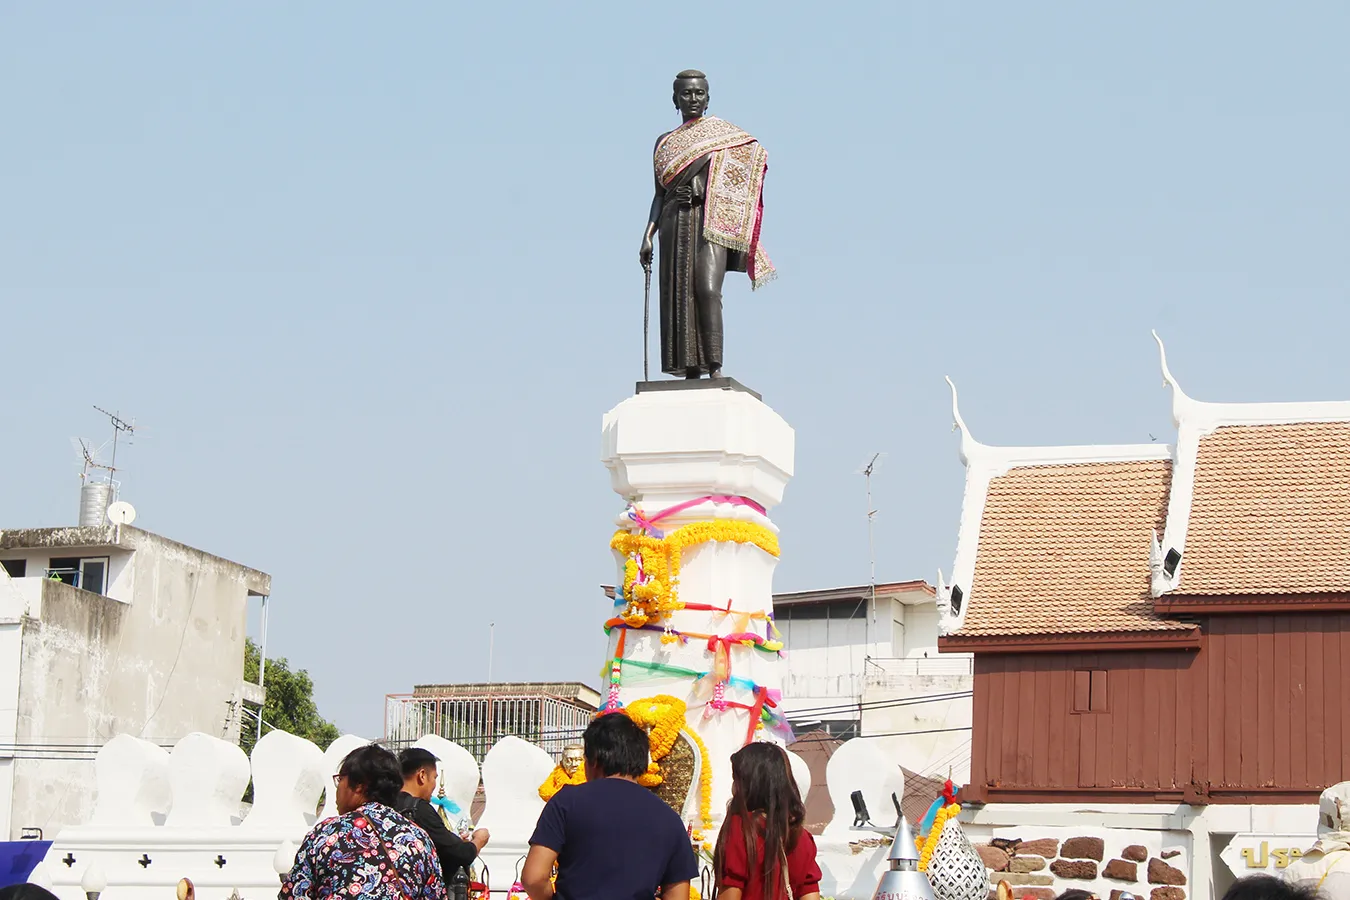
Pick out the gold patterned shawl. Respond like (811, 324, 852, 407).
(655, 116, 776, 289)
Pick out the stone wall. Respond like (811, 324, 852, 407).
(977, 831, 1189, 900)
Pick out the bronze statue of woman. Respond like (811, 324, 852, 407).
(639, 70, 775, 380)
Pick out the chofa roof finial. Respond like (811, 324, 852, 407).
(945, 376, 981, 466)
(1151, 330, 1192, 427)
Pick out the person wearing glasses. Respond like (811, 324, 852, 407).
(280, 744, 446, 899)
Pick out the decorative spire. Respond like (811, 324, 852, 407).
(872, 815, 936, 900)
(945, 376, 981, 466)
(890, 814, 921, 862)
(1151, 330, 1193, 427)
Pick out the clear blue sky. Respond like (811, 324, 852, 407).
(3, 3, 1347, 737)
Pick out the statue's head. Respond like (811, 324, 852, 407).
(561, 744, 584, 777)
(673, 69, 709, 121)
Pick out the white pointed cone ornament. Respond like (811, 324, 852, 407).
(926, 815, 988, 900)
(872, 815, 937, 900)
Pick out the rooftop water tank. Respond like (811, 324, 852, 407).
(79, 481, 113, 527)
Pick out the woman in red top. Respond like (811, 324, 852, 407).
(713, 743, 822, 900)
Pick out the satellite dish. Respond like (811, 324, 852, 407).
(106, 501, 137, 526)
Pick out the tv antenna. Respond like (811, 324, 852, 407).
(861, 453, 882, 625)
(91, 406, 135, 499)
(71, 438, 111, 484)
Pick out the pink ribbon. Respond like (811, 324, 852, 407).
(628, 494, 768, 537)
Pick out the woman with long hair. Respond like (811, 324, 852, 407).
(713, 742, 821, 900)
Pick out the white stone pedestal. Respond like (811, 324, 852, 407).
(601, 385, 794, 826)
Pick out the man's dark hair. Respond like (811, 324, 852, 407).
(399, 747, 439, 779)
(1221, 876, 1321, 900)
(1056, 891, 1095, 900)
(583, 712, 651, 778)
(0, 886, 61, 900)
(339, 743, 403, 806)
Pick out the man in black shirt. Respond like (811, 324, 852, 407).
(395, 747, 490, 882)
(523, 714, 698, 900)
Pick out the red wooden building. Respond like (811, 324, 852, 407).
(933, 339, 1350, 898)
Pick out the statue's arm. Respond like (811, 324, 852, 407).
(639, 133, 669, 269)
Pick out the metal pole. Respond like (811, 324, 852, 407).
(487, 622, 495, 681)
(257, 594, 269, 744)
(642, 263, 652, 382)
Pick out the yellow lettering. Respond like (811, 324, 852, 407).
(1272, 849, 1290, 869)
(1242, 843, 1270, 869)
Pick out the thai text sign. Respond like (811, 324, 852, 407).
(1220, 835, 1314, 878)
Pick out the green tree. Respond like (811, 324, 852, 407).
(240, 638, 341, 757)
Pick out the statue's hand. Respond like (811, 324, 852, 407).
(639, 237, 653, 271)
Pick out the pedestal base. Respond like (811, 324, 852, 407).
(635, 377, 762, 401)
(602, 386, 795, 827)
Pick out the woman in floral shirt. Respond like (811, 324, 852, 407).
(281, 744, 446, 899)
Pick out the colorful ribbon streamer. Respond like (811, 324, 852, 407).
(602, 618, 783, 655)
(627, 494, 768, 538)
(613, 658, 791, 740)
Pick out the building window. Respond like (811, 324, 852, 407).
(1072, 669, 1108, 713)
(47, 557, 109, 595)
(778, 599, 868, 622)
(0, 560, 25, 578)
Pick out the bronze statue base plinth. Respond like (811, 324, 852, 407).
(635, 377, 761, 401)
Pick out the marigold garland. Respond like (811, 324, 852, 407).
(624, 695, 687, 786)
(618, 694, 715, 845)
(684, 724, 714, 849)
(916, 802, 961, 872)
(612, 519, 780, 627)
(537, 763, 586, 801)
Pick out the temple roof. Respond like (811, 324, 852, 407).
(953, 458, 1189, 637)
(1163, 421, 1350, 596)
(939, 334, 1350, 646)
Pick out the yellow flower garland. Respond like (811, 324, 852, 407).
(620, 695, 716, 845)
(621, 696, 685, 782)
(624, 695, 687, 786)
(916, 803, 961, 872)
(613, 520, 780, 627)
(684, 724, 715, 849)
(537, 763, 586, 801)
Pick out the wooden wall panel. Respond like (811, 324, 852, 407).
(973, 649, 1195, 794)
(966, 613, 1350, 802)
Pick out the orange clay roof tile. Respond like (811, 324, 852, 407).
(1170, 422, 1350, 595)
(957, 458, 1191, 636)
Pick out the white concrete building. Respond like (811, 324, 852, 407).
(0, 524, 269, 840)
(773, 581, 972, 781)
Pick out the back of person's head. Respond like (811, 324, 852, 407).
(715, 742, 806, 899)
(583, 712, 650, 779)
(726, 741, 804, 823)
(1055, 891, 1097, 900)
(339, 743, 403, 806)
(399, 747, 439, 779)
(0, 885, 61, 900)
(1222, 875, 1321, 900)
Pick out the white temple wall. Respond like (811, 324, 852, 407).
(31, 726, 922, 899)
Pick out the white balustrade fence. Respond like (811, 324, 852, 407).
(30, 728, 914, 899)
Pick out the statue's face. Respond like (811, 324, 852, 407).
(561, 747, 584, 776)
(673, 79, 709, 120)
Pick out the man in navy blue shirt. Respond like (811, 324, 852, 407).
(523, 712, 699, 900)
